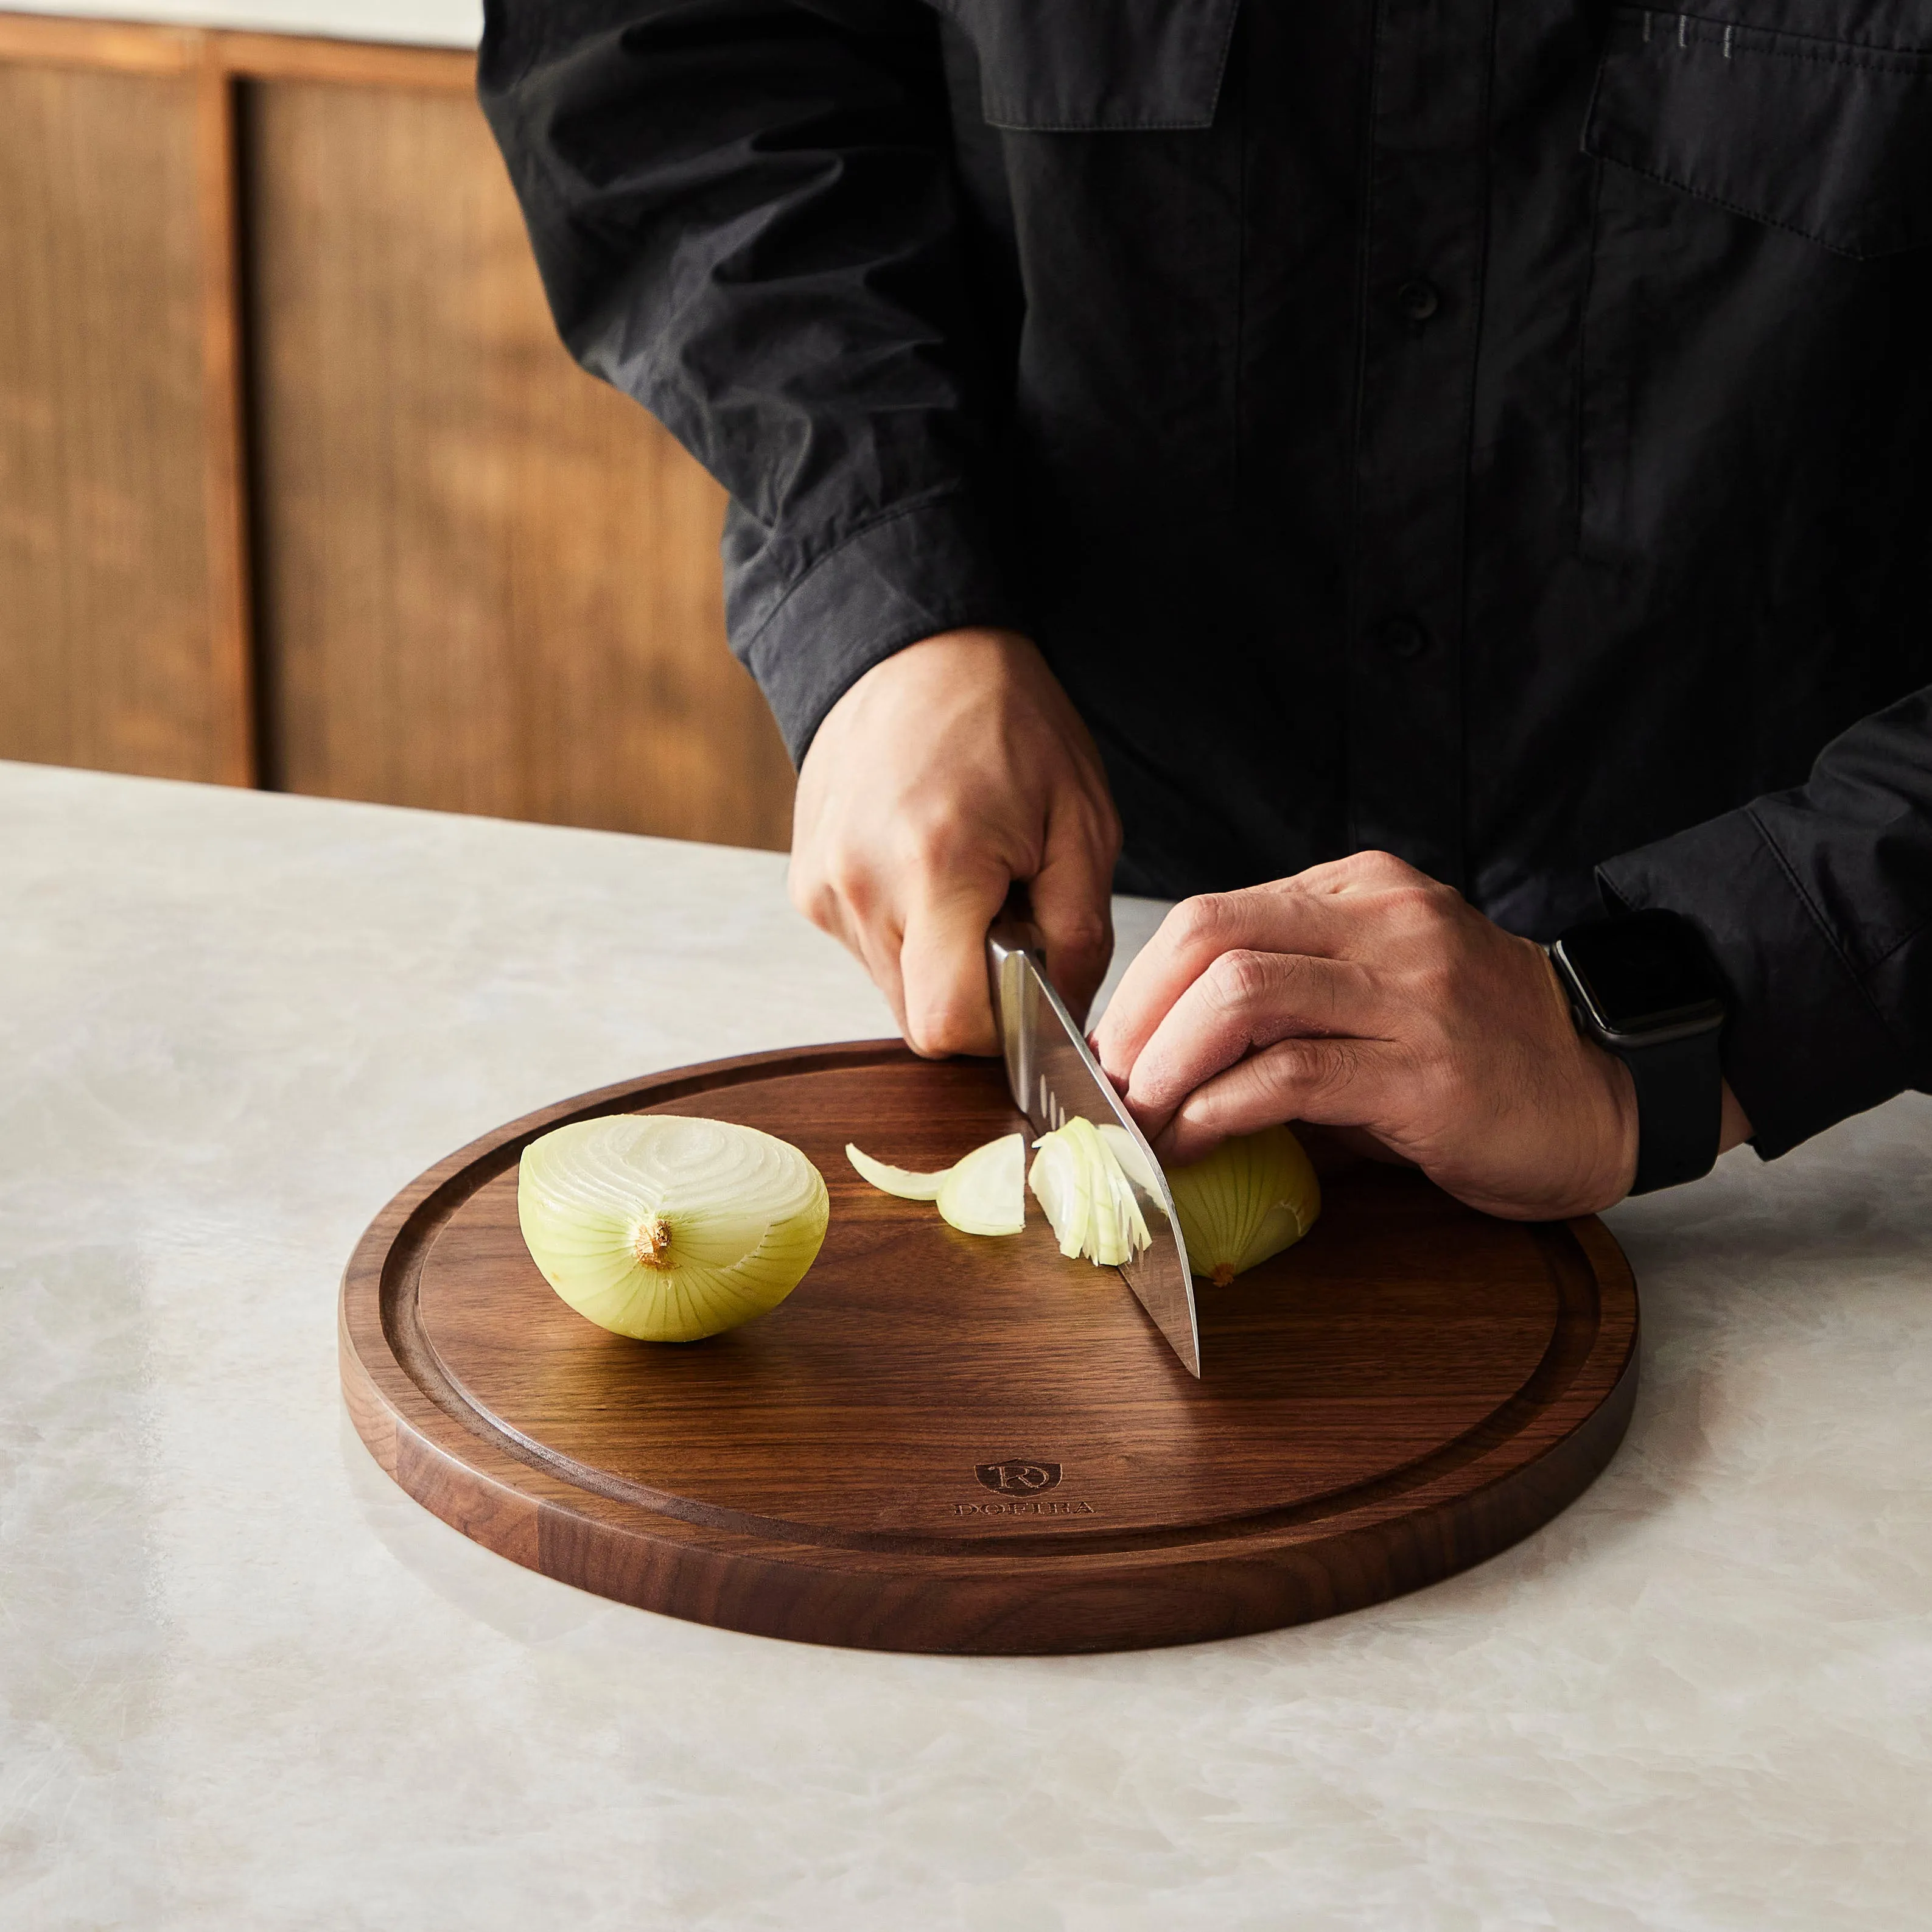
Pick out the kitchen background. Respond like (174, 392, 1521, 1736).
(0, 1, 798, 852)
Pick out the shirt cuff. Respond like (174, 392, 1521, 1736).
(730, 491, 1029, 765)
(1596, 806, 1903, 1160)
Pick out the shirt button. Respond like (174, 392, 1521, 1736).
(1398, 279, 1440, 323)
(1371, 616, 1430, 659)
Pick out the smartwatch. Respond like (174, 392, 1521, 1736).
(1547, 908, 1729, 1195)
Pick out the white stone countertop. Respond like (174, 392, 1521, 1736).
(4, 760, 1929, 1930)
(4, 0, 477, 47)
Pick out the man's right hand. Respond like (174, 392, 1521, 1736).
(789, 628, 1121, 1057)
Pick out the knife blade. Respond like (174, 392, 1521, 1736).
(985, 889, 1201, 1377)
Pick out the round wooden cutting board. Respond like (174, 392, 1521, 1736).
(341, 1041, 1638, 1654)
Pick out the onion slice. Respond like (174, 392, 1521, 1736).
(1097, 1122, 1159, 1195)
(843, 1143, 947, 1202)
(845, 1134, 1026, 1236)
(936, 1133, 1026, 1236)
(1027, 1117, 1152, 1267)
(519, 1114, 828, 1341)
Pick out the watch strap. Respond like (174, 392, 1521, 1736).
(1626, 1024, 1724, 1195)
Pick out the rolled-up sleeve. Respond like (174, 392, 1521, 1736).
(480, 0, 1025, 760)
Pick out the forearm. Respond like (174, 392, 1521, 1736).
(480, 0, 1024, 757)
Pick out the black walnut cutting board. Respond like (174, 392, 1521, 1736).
(341, 1041, 1637, 1654)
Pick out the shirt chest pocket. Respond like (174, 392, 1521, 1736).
(1573, 5, 1932, 561)
(1583, 5, 1932, 257)
(933, 0, 1242, 130)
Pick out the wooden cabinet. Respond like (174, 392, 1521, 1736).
(0, 14, 795, 849)
(0, 32, 250, 786)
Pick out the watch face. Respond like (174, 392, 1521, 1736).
(1554, 910, 1727, 1038)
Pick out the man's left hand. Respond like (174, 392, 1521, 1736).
(1093, 851, 1748, 1220)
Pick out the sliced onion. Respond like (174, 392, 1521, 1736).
(1028, 1117, 1151, 1267)
(518, 1114, 828, 1341)
(1028, 1123, 1093, 1260)
(1097, 1122, 1159, 1195)
(846, 1134, 1026, 1236)
(1167, 1125, 1321, 1286)
(843, 1143, 947, 1202)
(935, 1133, 1026, 1235)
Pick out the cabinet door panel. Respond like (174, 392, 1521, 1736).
(0, 59, 248, 785)
(246, 79, 795, 850)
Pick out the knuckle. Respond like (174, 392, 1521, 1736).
(1265, 1034, 1345, 1097)
(1297, 1043, 1354, 1109)
(1342, 848, 1412, 882)
(1202, 947, 1276, 1015)
(904, 996, 983, 1059)
(1340, 850, 1457, 915)
(1284, 857, 1349, 898)
(1049, 906, 1113, 964)
(1263, 1040, 1321, 1097)
(1383, 880, 1457, 936)
(1088, 800, 1125, 858)
(900, 813, 966, 873)
(1382, 876, 1440, 912)
(1062, 778, 1123, 847)
(787, 866, 841, 931)
(824, 858, 880, 921)
(1170, 891, 1243, 956)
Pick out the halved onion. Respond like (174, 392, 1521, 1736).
(518, 1114, 828, 1340)
(845, 1134, 1026, 1236)
(1167, 1125, 1321, 1285)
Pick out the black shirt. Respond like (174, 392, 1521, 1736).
(481, 0, 1932, 1160)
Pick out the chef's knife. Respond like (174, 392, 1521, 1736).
(985, 888, 1201, 1377)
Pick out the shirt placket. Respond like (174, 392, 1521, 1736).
(1347, 0, 1495, 890)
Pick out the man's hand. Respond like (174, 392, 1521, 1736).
(790, 628, 1121, 1057)
(1093, 850, 1749, 1220)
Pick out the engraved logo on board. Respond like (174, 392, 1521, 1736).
(975, 1460, 1061, 1496)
